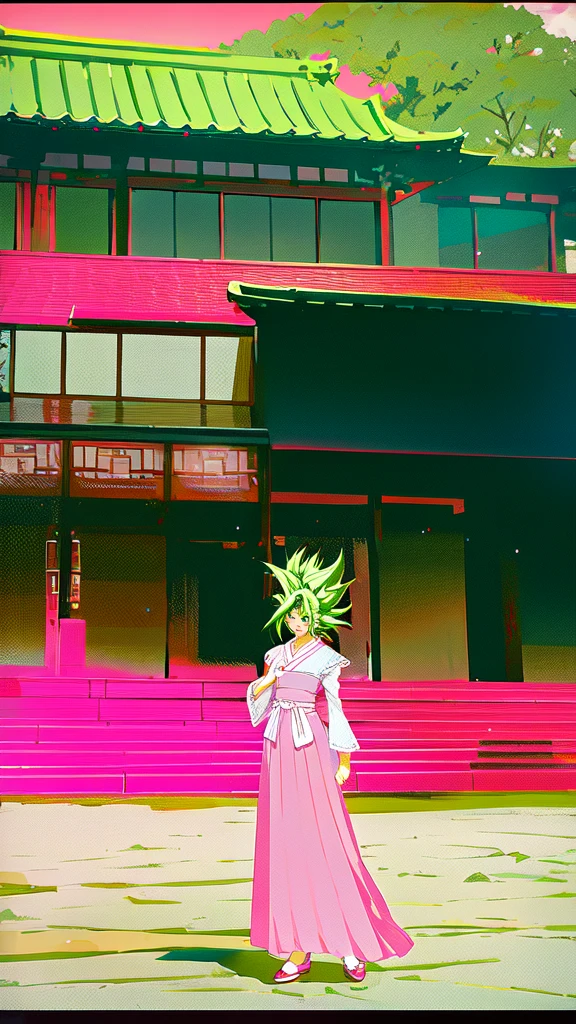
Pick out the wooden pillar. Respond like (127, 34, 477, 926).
(58, 439, 72, 621)
(260, 444, 272, 567)
(366, 494, 382, 681)
(549, 207, 558, 273)
(380, 186, 394, 266)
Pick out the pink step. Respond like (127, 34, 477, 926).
(201, 701, 251, 721)
(125, 772, 260, 794)
(0, 680, 90, 698)
(33, 724, 217, 741)
(0, 759, 261, 775)
(105, 682, 202, 699)
(98, 699, 201, 721)
(356, 770, 474, 792)
(203, 683, 251, 698)
(0, 773, 124, 794)
(0, 698, 97, 720)
(473, 768, 576, 791)
(0, 751, 263, 767)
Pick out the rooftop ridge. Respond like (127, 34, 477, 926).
(0, 24, 339, 77)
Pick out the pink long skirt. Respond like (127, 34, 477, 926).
(250, 707, 415, 962)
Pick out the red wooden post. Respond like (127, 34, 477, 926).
(380, 187, 392, 265)
(549, 208, 557, 273)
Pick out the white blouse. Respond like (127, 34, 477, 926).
(246, 639, 360, 753)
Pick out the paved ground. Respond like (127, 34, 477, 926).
(1, 793, 575, 1010)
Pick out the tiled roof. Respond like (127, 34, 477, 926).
(0, 25, 463, 144)
(1, 252, 574, 328)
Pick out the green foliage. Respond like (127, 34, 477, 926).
(221, 2, 576, 163)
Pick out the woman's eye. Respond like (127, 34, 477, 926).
(302, 616, 308, 622)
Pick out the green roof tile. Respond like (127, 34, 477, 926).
(0, 25, 464, 145)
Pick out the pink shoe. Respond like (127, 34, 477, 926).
(273, 953, 312, 983)
(342, 958, 366, 982)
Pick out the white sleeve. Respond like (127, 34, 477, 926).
(319, 661, 360, 753)
(247, 669, 276, 727)
(246, 646, 283, 727)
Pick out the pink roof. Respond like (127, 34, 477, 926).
(1, 251, 574, 327)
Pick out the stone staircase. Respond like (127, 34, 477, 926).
(1, 676, 575, 795)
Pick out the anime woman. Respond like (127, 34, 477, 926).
(247, 546, 414, 983)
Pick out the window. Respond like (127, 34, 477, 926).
(131, 189, 220, 258)
(11, 331, 252, 404)
(55, 187, 111, 254)
(14, 331, 61, 394)
(270, 197, 316, 263)
(70, 443, 164, 499)
(438, 206, 473, 268)
(129, 188, 380, 265)
(476, 208, 549, 271)
(131, 189, 173, 257)
(0, 440, 61, 495)
(171, 446, 258, 501)
(392, 193, 439, 268)
(175, 192, 219, 259)
(0, 182, 16, 249)
(224, 194, 270, 261)
(224, 195, 316, 263)
(122, 334, 201, 399)
(319, 199, 377, 265)
(65, 333, 117, 396)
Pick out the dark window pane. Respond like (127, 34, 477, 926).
(319, 200, 376, 264)
(224, 194, 270, 261)
(438, 206, 473, 268)
(176, 191, 219, 258)
(0, 183, 16, 249)
(477, 208, 549, 271)
(55, 187, 109, 254)
(131, 189, 174, 257)
(271, 197, 316, 263)
(392, 193, 439, 267)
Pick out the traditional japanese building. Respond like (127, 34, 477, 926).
(0, 26, 574, 796)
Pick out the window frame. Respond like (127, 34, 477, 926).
(128, 180, 382, 266)
(9, 327, 254, 406)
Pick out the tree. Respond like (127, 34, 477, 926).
(220, 2, 576, 163)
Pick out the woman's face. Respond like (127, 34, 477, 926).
(285, 607, 311, 637)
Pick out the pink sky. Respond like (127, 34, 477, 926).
(0, 3, 323, 49)
(1, 2, 574, 48)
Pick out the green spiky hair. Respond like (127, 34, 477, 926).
(263, 546, 354, 641)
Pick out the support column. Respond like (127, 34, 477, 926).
(367, 494, 382, 681)
(380, 186, 394, 266)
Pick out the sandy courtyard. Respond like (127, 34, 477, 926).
(1, 793, 575, 1010)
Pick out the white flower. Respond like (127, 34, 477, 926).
(553, 128, 562, 137)
(511, 146, 520, 155)
(485, 137, 491, 143)
(505, 34, 513, 44)
(525, 124, 532, 130)
(520, 144, 535, 156)
(542, 150, 550, 157)
(533, 47, 543, 56)
(494, 129, 500, 135)
(549, 145, 556, 152)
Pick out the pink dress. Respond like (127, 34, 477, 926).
(250, 658, 415, 962)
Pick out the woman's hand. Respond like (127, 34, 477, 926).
(335, 752, 351, 786)
(252, 665, 276, 699)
